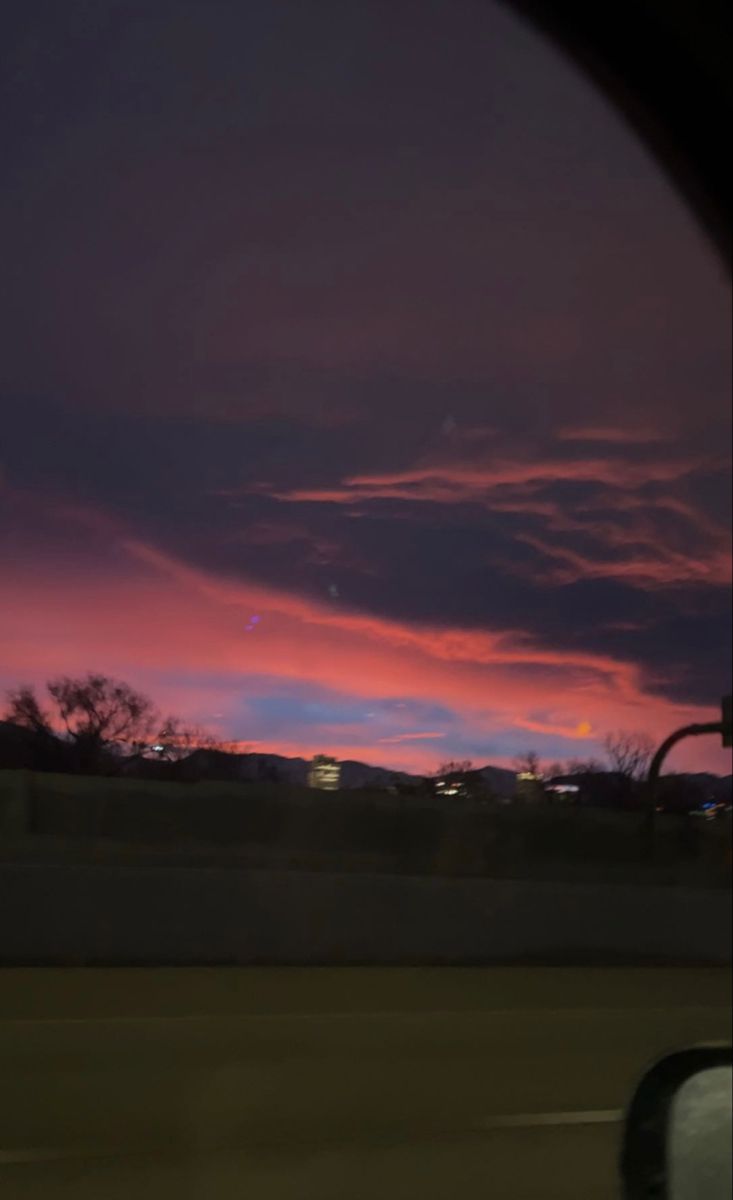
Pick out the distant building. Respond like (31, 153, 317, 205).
(308, 754, 341, 790)
(515, 770, 544, 803)
(545, 781, 580, 803)
(546, 771, 635, 810)
(433, 767, 496, 803)
(435, 776, 464, 798)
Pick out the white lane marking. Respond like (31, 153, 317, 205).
(0, 1111, 624, 1165)
(479, 1109, 623, 1129)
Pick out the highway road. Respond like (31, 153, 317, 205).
(0, 967, 730, 1199)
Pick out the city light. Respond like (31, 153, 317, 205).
(307, 755, 341, 790)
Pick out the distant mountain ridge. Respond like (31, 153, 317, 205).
(181, 747, 520, 792)
(195, 751, 731, 798)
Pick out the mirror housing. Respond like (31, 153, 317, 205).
(621, 1046, 732, 1199)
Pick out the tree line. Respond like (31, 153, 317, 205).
(436, 733, 655, 789)
(3, 673, 229, 776)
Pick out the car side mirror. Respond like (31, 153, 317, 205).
(621, 1047, 732, 1199)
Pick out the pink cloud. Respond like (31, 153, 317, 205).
(513, 716, 596, 740)
(263, 452, 713, 506)
(118, 538, 649, 702)
(518, 534, 732, 588)
(557, 426, 671, 444)
(377, 731, 446, 744)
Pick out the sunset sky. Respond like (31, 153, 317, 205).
(1, 0, 731, 775)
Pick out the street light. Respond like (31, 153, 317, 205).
(644, 696, 732, 857)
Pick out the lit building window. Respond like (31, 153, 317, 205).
(308, 755, 341, 790)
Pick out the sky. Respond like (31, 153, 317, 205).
(1, 0, 731, 775)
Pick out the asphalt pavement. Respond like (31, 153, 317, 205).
(0, 968, 730, 1199)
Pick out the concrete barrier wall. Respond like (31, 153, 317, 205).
(1, 864, 729, 965)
